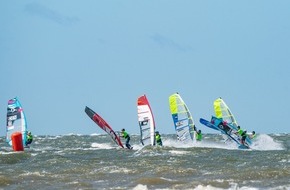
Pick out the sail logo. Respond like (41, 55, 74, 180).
(8, 115, 17, 121)
(140, 120, 148, 126)
(7, 107, 18, 113)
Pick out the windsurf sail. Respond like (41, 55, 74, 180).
(169, 93, 195, 142)
(214, 97, 238, 129)
(137, 95, 155, 146)
(85, 106, 124, 148)
(6, 97, 27, 146)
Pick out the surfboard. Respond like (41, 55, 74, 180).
(85, 106, 124, 148)
(200, 117, 250, 149)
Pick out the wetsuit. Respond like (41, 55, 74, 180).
(156, 134, 162, 146)
(196, 132, 202, 141)
(122, 131, 132, 149)
(237, 129, 244, 136)
(26, 134, 33, 146)
(241, 131, 247, 145)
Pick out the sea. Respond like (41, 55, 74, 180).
(0, 133, 289, 190)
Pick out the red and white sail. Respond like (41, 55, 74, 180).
(85, 106, 124, 148)
(137, 95, 156, 146)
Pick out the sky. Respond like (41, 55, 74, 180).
(1, 1, 289, 136)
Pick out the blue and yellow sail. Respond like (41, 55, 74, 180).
(169, 93, 194, 142)
(212, 97, 252, 148)
(214, 97, 238, 129)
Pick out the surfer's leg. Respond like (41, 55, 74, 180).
(25, 140, 30, 146)
(126, 138, 129, 145)
(125, 137, 131, 149)
(125, 143, 132, 149)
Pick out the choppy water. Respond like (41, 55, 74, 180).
(0, 133, 289, 190)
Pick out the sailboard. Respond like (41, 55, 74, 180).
(169, 93, 195, 142)
(85, 106, 124, 148)
(6, 97, 28, 146)
(214, 97, 252, 146)
(137, 94, 155, 146)
(200, 117, 243, 146)
(200, 97, 252, 148)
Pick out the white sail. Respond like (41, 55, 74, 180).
(6, 97, 28, 146)
(137, 95, 155, 146)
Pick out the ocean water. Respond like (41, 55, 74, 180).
(0, 133, 289, 190)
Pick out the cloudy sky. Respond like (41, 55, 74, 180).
(1, 1, 289, 135)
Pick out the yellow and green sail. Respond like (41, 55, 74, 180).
(169, 93, 194, 142)
(214, 97, 238, 128)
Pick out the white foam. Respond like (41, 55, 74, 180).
(194, 184, 227, 190)
(270, 185, 290, 190)
(162, 138, 237, 150)
(20, 171, 46, 177)
(0, 151, 15, 155)
(250, 134, 284, 150)
(163, 139, 194, 148)
(193, 140, 238, 150)
(63, 133, 79, 136)
(95, 166, 132, 174)
(169, 150, 189, 155)
(90, 133, 102, 136)
(91, 142, 115, 149)
(132, 184, 148, 190)
(130, 143, 143, 150)
(193, 183, 260, 190)
(160, 177, 178, 182)
(160, 134, 285, 151)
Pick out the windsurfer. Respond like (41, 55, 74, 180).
(249, 131, 256, 139)
(240, 130, 248, 145)
(195, 130, 202, 141)
(236, 126, 244, 136)
(155, 131, 163, 146)
(218, 121, 231, 134)
(121, 129, 133, 149)
(26, 131, 33, 146)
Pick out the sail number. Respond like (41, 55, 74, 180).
(8, 115, 17, 121)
